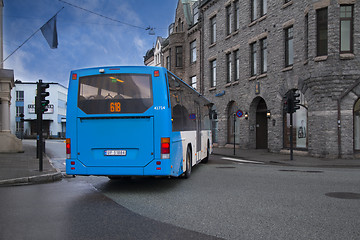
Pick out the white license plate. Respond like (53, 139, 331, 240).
(104, 150, 127, 156)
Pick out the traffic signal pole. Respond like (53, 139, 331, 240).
(285, 89, 300, 161)
(36, 79, 50, 172)
(36, 81, 43, 171)
(289, 111, 294, 161)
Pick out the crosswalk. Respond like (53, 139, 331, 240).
(221, 157, 264, 165)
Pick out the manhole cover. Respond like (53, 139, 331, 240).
(325, 192, 360, 200)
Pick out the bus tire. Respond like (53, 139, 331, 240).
(202, 142, 210, 164)
(184, 147, 192, 178)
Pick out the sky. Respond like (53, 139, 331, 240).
(3, 0, 178, 87)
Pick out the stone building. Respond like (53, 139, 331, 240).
(200, 0, 360, 158)
(144, 47, 155, 66)
(145, 0, 201, 91)
(145, 0, 360, 158)
(0, 1, 22, 152)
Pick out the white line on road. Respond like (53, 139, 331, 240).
(221, 157, 264, 164)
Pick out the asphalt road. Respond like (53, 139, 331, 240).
(88, 159, 360, 240)
(2, 140, 358, 240)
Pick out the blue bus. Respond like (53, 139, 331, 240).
(66, 66, 212, 178)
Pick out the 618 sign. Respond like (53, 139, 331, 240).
(110, 102, 121, 112)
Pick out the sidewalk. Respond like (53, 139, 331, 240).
(0, 141, 62, 186)
(213, 147, 360, 168)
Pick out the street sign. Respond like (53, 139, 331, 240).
(236, 110, 243, 118)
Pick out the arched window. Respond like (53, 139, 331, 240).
(283, 90, 308, 149)
(354, 99, 360, 150)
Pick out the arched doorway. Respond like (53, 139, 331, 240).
(256, 98, 268, 149)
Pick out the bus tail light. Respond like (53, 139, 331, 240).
(154, 70, 160, 77)
(66, 138, 71, 159)
(161, 138, 170, 159)
(72, 73, 77, 80)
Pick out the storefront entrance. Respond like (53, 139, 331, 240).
(256, 98, 268, 149)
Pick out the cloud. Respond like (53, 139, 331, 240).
(4, 0, 177, 86)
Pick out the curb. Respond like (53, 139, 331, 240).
(0, 172, 62, 187)
(212, 152, 360, 168)
(0, 154, 63, 187)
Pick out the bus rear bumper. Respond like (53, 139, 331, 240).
(66, 159, 178, 177)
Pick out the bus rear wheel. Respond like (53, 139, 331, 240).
(202, 142, 210, 164)
(184, 147, 192, 178)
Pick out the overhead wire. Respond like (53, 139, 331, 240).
(58, 0, 148, 30)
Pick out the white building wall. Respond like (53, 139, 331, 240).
(10, 82, 67, 138)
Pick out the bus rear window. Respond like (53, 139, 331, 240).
(78, 74, 153, 114)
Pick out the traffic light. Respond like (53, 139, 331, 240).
(283, 93, 290, 113)
(284, 90, 301, 114)
(37, 80, 50, 113)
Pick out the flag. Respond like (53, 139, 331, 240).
(40, 15, 58, 49)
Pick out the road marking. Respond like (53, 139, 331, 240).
(221, 157, 264, 164)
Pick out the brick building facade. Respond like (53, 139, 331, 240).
(145, 0, 360, 158)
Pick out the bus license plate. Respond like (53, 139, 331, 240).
(104, 150, 127, 156)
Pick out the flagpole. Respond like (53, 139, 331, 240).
(1, 7, 64, 65)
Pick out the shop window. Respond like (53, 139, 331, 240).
(283, 90, 308, 149)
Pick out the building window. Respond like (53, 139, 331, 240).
(168, 23, 174, 35)
(226, 5, 232, 35)
(260, 38, 267, 74)
(304, 13, 309, 60)
(210, 60, 217, 87)
(166, 56, 170, 70)
(250, 42, 257, 76)
(16, 121, 24, 138)
(16, 91, 24, 101)
(210, 16, 216, 44)
(340, 5, 354, 54)
(16, 106, 24, 117)
(191, 76, 197, 90)
(251, 0, 257, 22)
(285, 26, 294, 67)
(260, 0, 267, 16)
(190, 41, 196, 63)
(284, 90, 308, 149)
(317, 8, 328, 56)
(175, 46, 183, 67)
(226, 53, 232, 83)
(193, 2, 199, 25)
(234, 50, 240, 81)
(234, 1, 240, 31)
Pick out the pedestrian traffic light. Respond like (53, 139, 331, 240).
(38, 80, 50, 113)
